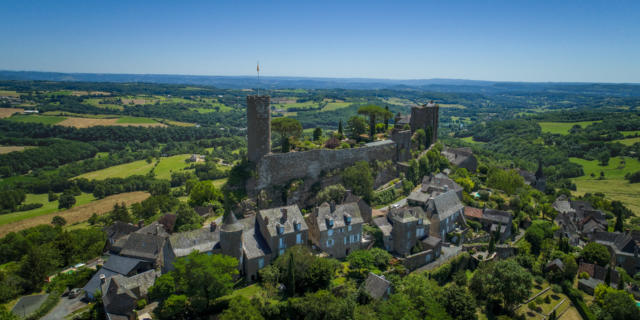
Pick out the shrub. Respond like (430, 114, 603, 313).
(551, 284, 562, 293)
(579, 272, 590, 279)
(528, 301, 537, 310)
(534, 275, 544, 285)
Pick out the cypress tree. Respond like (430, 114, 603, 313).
(338, 120, 343, 136)
(614, 212, 624, 232)
(605, 265, 612, 286)
(287, 252, 295, 297)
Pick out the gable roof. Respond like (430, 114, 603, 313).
(430, 190, 464, 220)
(137, 221, 169, 238)
(258, 205, 308, 238)
(482, 209, 512, 225)
(104, 221, 139, 242)
(464, 206, 483, 219)
(373, 216, 392, 237)
(120, 233, 165, 261)
(239, 216, 271, 259)
(314, 202, 364, 232)
(103, 254, 147, 275)
(168, 228, 220, 258)
(389, 206, 428, 224)
(83, 267, 120, 298)
(362, 272, 391, 299)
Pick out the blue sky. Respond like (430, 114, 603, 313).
(1, 0, 639, 82)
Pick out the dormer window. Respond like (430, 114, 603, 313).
(345, 215, 352, 225)
(326, 218, 334, 228)
(294, 221, 301, 231)
(418, 218, 423, 225)
(277, 224, 284, 235)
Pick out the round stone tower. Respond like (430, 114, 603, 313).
(220, 212, 244, 264)
(247, 95, 271, 163)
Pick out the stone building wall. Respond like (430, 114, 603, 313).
(250, 140, 397, 191)
(247, 95, 271, 163)
(410, 103, 439, 143)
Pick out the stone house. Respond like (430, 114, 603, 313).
(465, 207, 513, 241)
(426, 190, 466, 240)
(83, 255, 152, 300)
(101, 270, 159, 320)
(441, 147, 478, 173)
(362, 272, 392, 300)
(553, 196, 608, 240)
(306, 201, 364, 259)
(407, 172, 464, 208)
(162, 224, 221, 273)
(591, 231, 640, 276)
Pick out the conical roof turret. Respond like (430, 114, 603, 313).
(221, 212, 243, 232)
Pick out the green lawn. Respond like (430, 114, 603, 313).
(570, 156, 640, 214)
(7, 114, 66, 125)
(75, 159, 156, 180)
(460, 136, 485, 144)
(538, 121, 601, 135)
(116, 116, 159, 124)
(613, 136, 640, 146)
(153, 155, 192, 180)
(0, 193, 95, 226)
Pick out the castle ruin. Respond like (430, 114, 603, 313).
(245, 95, 439, 203)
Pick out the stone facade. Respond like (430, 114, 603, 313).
(306, 202, 364, 259)
(410, 101, 439, 144)
(247, 95, 271, 163)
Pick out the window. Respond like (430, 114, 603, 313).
(328, 229, 333, 237)
(406, 231, 411, 239)
(279, 237, 285, 249)
(418, 218, 423, 225)
(340, 228, 344, 233)
(326, 239, 334, 247)
(279, 249, 285, 255)
(425, 254, 432, 262)
(344, 237, 347, 245)
(258, 258, 264, 269)
(296, 233, 302, 244)
(416, 228, 424, 237)
(348, 225, 352, 231)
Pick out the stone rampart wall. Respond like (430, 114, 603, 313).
(253, 140, 397, 190)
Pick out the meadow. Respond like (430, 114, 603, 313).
(0, 193, 95, 227)
(0, 146, 30, 154)
(570, 156, 640, 214)
(8, 114, 66, 125)
(0, 192, 150, 237)
(75, 159, 157, 180)
(537, 121, 601, 135)
(153, 154, 193, 180)
(116, 116, 160, 124)
(613, 136, 640, 146)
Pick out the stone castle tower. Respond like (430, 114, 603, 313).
(220, 212, 244, 264)
(247, 95, 271, 163)
(410, 101, 439, 144)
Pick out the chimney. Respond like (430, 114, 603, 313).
(138, 220, 144, 228)
(281, 208, 288, 221)
(100, 274, 106, 285)
(210, 222, 217, 232)
(330, 201, 336, 213)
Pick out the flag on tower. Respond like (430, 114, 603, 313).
(257, 62, 260, 73)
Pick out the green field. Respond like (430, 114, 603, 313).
(321, 102, 352, 111)
(8, 114, 66, 125)
(116, 116, 159, 124)
(83, 97, 123, 110)
(570, 156, 640, 214)
(538, 121, 601, 135)
(75, 159, 157, 180)
(460, 136, 485, 144)
(0, 90, 20, 97)
(620, 130, 640, 137)
(614, 136, 640, 146)
(153, 155, 192, 180)
(0, 193, 95, 226)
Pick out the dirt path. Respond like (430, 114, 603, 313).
(0, 192, 150, 236)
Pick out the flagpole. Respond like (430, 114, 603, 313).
(257, 61, 260, 96)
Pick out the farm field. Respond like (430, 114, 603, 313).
(116, 116, 159, 124)
(0, 107, 24, 118)
(0, 192, 150, 237)
(0, 146, 31, 154)
(538, 120, 601, 134)
(153, 154, 192, 180)
(0, 90, 20, 97)
(614, 136, 640, 146)
(75, 159, 157, 180)
(570, 156, 640, 214)
(8, 114, 66, 125)
(0, 193, 95, 227)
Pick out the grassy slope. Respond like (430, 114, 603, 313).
(153, 154, 192, 180)
(613, 136, 640, 146)
(75, 159, 156, 180)
(570, 156, 640, 214)
(8, 114, 66, 125)
(116, 116, 159, 124)
(0, 193, 95, 226)
(538, 121, 601, 135)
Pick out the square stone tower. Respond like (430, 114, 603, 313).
(410, 101, 439, 144)
(247, 95, 271, 163)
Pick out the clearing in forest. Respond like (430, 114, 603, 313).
(0, 107, 24, 118)
(7, 114, 65, 125)
(538, 120, 601, 135)
(0, 146, 31, 154)
(0, 192, 150, 237)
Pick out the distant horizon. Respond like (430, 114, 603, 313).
(2, 69, 640, 85)
(1, 1, 639, 83)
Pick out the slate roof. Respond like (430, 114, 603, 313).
(168, 228, 220, 258)
(221, 212, 244, 232)
(546, 258, 565, 271)
(482, 209, 512, 225)
(553, 195, 573, 214)
(407, 189, 431, 204)
(239, 216, 271, 259)
(429, 190, 464, 220)
(102, 270, 159, 316)
(137, 221, 169, 238)
(419, 173, 463, 197)
(389, 206, 428, 224)
(103, 255, 147, 275)
(422, 236, 441, 249)
(120, 233, 165, 261)
(314, 202, 364, 232)
(362, 272, 391, 300)
(105, 221, 139, 242)
(258, 205, 308, 238)
(83, 267, 120, 298)
(373, 217, 392, 237)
